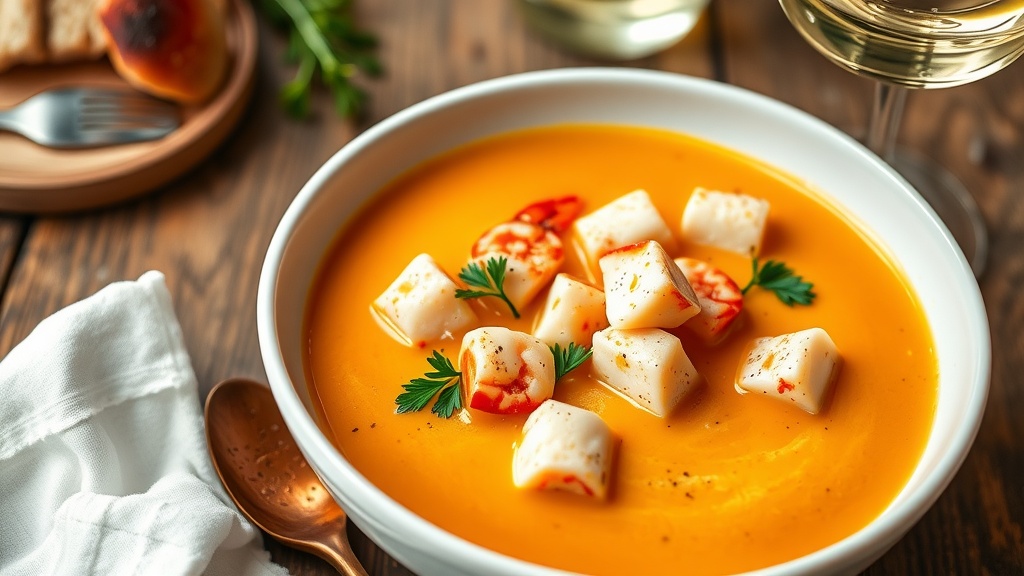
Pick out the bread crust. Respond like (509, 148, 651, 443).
(0, 0, 228, 73)
(0, 0, 47, 73)
(47, 0, 108, 63)
(99, 0, 229, 103)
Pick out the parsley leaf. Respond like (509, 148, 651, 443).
(741, 258, 816, 306)
(433, 382, 463, 419)
(395, 351, 463, 418)
(455, 256, 521, 318)
(551, 343, 593, 381)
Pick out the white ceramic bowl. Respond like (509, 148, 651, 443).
(257, 68, 990, 576)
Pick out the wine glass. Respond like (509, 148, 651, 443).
(777, 0, 1024, 277)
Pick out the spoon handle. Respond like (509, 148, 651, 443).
(315, 532, 370, 576)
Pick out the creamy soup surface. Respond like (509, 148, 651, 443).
(304, 125, 937, 575)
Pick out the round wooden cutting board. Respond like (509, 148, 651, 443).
(0, 0, 258, 213)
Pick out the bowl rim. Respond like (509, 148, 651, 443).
(257, 67, 991, 576)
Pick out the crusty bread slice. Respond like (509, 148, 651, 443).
(1, 0, 229, 74)
(0, 0, 46, 73)
(99, 0, 229, 103)
(46, 0, 107, 62)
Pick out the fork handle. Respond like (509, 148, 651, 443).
(0, 111, 41, 146)
(0, 110, 21, 134)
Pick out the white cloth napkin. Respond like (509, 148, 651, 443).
(0, 271, 288, 576)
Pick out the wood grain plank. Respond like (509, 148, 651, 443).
(0, 218, 27, 317)
(360, 0, 714, 123)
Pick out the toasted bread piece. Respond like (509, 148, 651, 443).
(0, 0, 46, 73)
(46, 0, 107, 62)
(99, 0, 229, 103)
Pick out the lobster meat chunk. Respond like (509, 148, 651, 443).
(469, 221, 564, 311)
(681, 187, 770, 257)
(735, 327, 842, 415)
(599, 240, 700, 330)
(514, 196, 584, 234)
(513, 399, 615, 499)
(532, 273, 608, 349)
(591, 327, 701, 418)
(571, 190, 676, 280)
(371, 254, 478, 347)
(460, 327, 555, 414)
(674, 257, 744, 344)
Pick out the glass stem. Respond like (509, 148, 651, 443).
(865, 82, 907, 163)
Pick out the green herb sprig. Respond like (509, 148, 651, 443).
(551, 342, 593, 381)
(396, 344, 592, 418)
(258, 0, 382, 118)
(741, 257, 816, 306)
(455, 257, 521, 318)
(395, 351, 463, 418)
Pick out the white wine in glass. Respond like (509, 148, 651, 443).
(778, 0, 1024, 276)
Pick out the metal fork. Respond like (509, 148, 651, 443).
(0, 87, 181, 149)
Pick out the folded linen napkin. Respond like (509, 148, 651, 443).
(0, 271, 287, 576)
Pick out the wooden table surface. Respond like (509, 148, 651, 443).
(1, 1, 1021, 574)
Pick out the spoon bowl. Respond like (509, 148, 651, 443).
(204, 377, 368, 576)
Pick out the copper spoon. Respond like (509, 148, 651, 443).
(204, 377, 368, 576)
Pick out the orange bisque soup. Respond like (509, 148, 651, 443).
(304, 125, 937, 575)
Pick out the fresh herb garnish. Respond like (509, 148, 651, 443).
(455, 257, 521, 318)
(395, 351, 463, 418)
(552, 342, 593, 381)
(258, 0, 382, 118)
(396, 344, 592, 418)
(741, 257, 816, 306)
